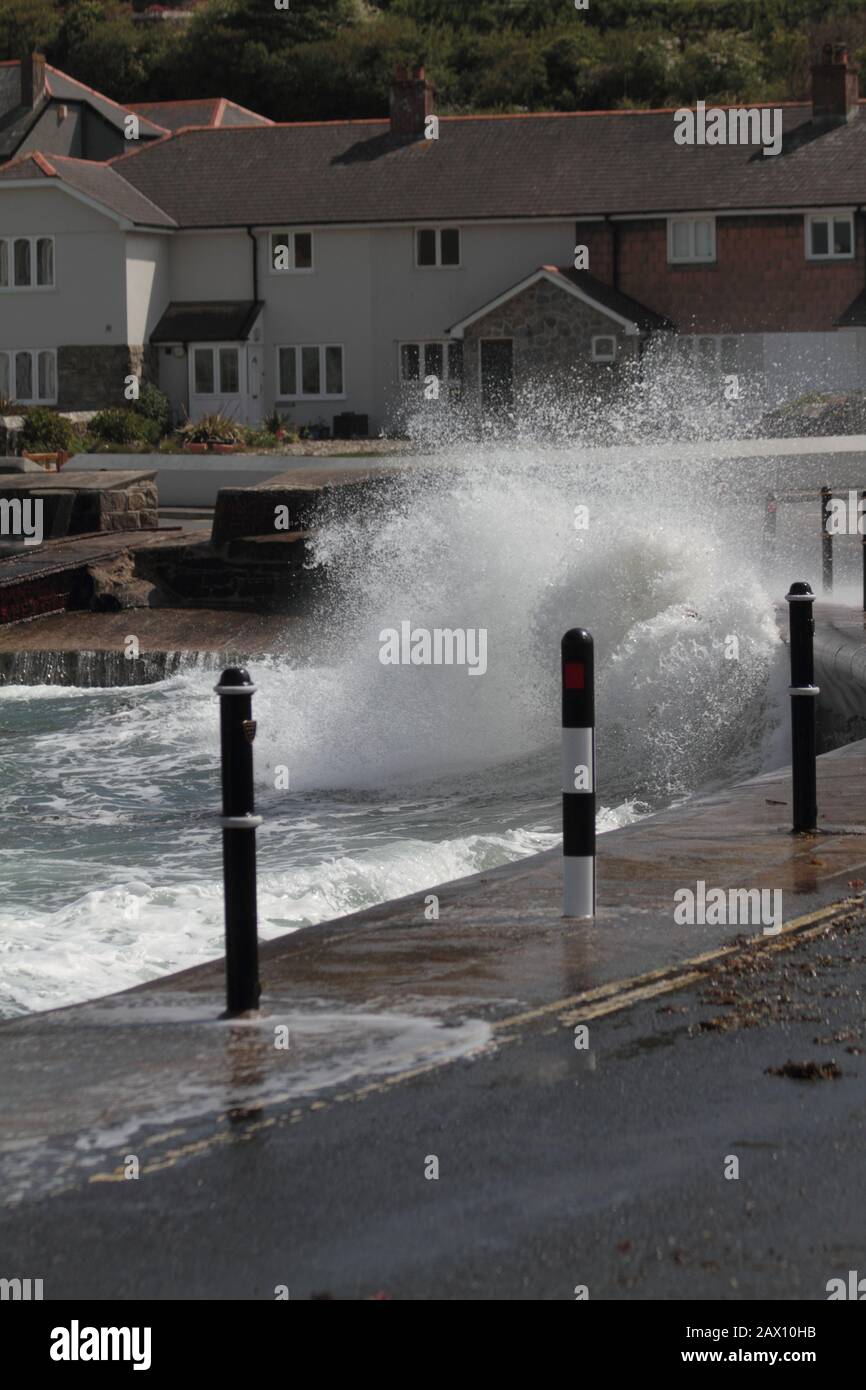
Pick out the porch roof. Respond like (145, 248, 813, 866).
(836, 290, 866, 328)
(150, 300, 264, 343)
(446, 266, 674, 338)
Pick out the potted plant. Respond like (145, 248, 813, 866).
(177, 411, 243, 453)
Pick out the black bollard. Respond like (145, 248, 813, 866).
(562, 628, 596, 918)
(785, 583, 819, 833)
(820, 486, 833, 595)
(215, 667, 262, 1015)
(861, 491, 866, 615)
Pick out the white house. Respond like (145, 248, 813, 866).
(4, 56, 866, 434)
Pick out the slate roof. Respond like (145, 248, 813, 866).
(5, 91, 866, 232)
(127, 98, 272, 131)
(553, 267, 674, 331)
(44, 67, 167, 138)
(836, 290, 866, 327)
(0, 152, 177, 228)
(150, 300, 263, 341)
(106, 104, 866, 230)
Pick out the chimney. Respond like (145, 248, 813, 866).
(811, 42, 859, 123)
(20, 52, 47, 109)
(390, 64, 435, 140)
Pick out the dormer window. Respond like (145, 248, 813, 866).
(270, 231, 314, 273)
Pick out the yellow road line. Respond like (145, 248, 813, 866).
(85, 895, 859, 1185)
(492, 897, 858, 1034)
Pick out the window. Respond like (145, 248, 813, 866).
(0, 235, 55, 289)
(415, 227, 461, 268)
(399, 340, 463, 389)
(218, 348, 239, 395)
(0, 348, 57, 403)
(806, 212, 854, 260)
(192, 346, 240, 395)
(674, 335, 739, 372)
(193, 348, 214, 394)
(667, 217, 715, 264)
(270, 230, 314, 273)
(591, 335, 617, 362)
(276, 344, 344, 398)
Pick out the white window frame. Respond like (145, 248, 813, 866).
(0, 235, 55, 291)
(275, 344, 346, 400)
(398, 340, 463, 384)
(805, 211, 855, 261)
(190, 343, 243, 397)
(414, 226, 461, 269)
(591, 335, 617, 363)
(667, 217, 716, 265)
(0, 348, 57, 404)
(269, 229, 315, 274)
(675, 335, 739, 370)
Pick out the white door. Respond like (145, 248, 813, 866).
(188, 342, 248, 423)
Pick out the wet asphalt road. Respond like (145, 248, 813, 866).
(3, 908, 865, 1301)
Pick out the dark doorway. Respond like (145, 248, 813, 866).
(480, 338, 514, 417)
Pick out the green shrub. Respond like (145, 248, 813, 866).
(89, 408, 161, 447)
(244, 428, 279, 449)
(134, 382, 172, 435)
(21, 408, 79, 454)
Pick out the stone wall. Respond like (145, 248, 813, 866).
(85, 479, 159, 533)
(57, 346, 158, 411)
(462, 276, 640, 410)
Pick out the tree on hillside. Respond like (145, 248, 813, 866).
(202, 0, 371, 48)
(0, 0, 61, 58)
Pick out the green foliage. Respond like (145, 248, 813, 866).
(89, 407, 160, 446)
(20, 407, 78, 453)
(178, 410, 243, 444)
(243, 427, 279, 448)
(3, 0, 866, 115)
(0, 0, 61, 57)
(133, 382, 172, 435)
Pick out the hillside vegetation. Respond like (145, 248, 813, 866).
(2, 0, 866, 119)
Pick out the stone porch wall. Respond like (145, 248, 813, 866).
(462, 277, 641, 408)
(57, 346, 158, 411)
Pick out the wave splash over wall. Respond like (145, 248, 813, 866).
(0, 436, 787, 1016)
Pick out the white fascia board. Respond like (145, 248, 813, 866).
(240, 215, 601, 236)
(610, 205, 859, 220)
(448, 267, 639, 338)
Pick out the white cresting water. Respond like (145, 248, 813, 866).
(0, 441, 791, 1017)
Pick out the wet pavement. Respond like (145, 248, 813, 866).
(2, 740, 866, 1296)
(0, 900, 863, 1299)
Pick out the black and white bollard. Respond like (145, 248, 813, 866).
(785, 583, 819, 834)
(215, 667, 262, 1015)
(562, 628, 596, 918)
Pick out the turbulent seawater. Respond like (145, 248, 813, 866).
(0, 441, 793, 1017)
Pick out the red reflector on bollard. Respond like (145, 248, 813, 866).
(564, 662, 585, 690)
